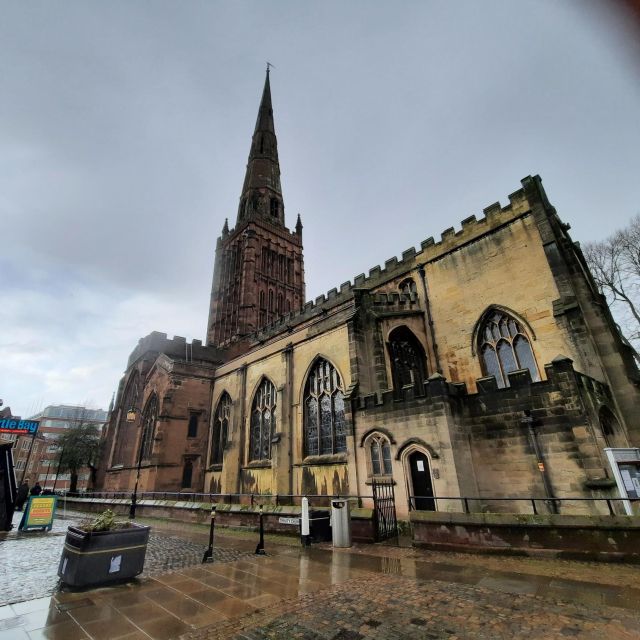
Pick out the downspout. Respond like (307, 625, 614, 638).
(523, 411, 558, 514)
(418, 265, 442, 374)
(236, 364, 248, 495)
(285, 343, 294, 497)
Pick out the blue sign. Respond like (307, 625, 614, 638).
(0, 418, 39, 435)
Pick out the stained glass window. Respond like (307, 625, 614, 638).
(250, 378, 276, 461)
(303, 359, 346, 456)
(479, 311, 538, 388)
(211, 393, 231, 466)
(112, 371, 140, 466)
(140, 394, 158, 461)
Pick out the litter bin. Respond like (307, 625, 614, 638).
(330, 499, 352, 548)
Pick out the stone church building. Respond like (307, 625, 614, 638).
(98, 71, 640, 517)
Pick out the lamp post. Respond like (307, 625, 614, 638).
(127, 408, 146, 520)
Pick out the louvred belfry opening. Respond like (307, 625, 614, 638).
(207, 69, 305, 348)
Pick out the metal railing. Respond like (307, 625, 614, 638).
(408, 495, 640, 516)
(63, 490, 364, 508)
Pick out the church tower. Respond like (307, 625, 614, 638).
(207, 70, 305, 348)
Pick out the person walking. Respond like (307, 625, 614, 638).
(15, 480, 29, 511)
(30, 482, 42, 497)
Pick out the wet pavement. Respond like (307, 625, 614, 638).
(0, 513, 639, 639)
(0, 511, 246, 608)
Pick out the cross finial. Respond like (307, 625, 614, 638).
(266, 61, 275, 74)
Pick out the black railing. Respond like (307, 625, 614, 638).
(408, 495, 640, 516)
(64, 491, 365, 507)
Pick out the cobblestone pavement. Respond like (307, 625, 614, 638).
(190, 574, 640, 640)
(1, 513, 640, 639)
(319, 540, 640, 589)
(0, 511, 244, 607)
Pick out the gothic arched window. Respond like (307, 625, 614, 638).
(599, 406, 626, 448)
(211, 393, 231, 466)
(140, 394, 158, 461)
(399, 278, 417, 295)
(250, 378, 276, 461)
(479, 310, 538, 388)
(388, 327, 427, 393)
(304, 359, 346, 457)
(112, 371, 140, 466)
(367, 433, 392, 477)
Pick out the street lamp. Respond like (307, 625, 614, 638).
(127, 407, 147, 520)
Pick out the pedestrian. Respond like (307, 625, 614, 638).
(30, 481, 42, 497)
(15, 480, 29, 511)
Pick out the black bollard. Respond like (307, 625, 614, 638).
(202, 506, 217, 563)
(255, 505, 266, 555)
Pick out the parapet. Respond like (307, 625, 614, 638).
(127, 332, 223, 368)
(226, 176, 542, 349)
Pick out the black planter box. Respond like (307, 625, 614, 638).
(58, 523, 151, 588)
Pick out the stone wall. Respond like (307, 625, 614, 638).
(411, 510, 640, 562)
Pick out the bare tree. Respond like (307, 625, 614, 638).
(584, 215, 640, 355)
(55, 411, 103, 494)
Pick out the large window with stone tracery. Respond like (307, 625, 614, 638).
(211, 393, 231, 466)
(250, 378, 276, 461)
(303, 359, 346, 457)
(479, 310, 539, 388)
(140, 394, 158, 461)
(112, 371, 140, 466)
(388, 326, 427, 393)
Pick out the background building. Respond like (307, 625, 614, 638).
(3, 405, 108, 492)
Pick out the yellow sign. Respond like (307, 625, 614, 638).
(22, 496, 57, 531)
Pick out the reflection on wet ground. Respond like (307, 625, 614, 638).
(0, 517, 639, 639)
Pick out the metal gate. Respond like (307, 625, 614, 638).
(372, 479, 398, 542)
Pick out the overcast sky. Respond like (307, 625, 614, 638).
(1, 1, 639, 417)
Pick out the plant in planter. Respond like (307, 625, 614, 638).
(58, 509, 151, 588)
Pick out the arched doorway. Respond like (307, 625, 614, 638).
(408, 450, 435, 511)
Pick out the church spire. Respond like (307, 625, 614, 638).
(236, 67, 285, 227)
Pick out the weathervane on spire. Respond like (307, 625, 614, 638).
(266, 61, 275, 74)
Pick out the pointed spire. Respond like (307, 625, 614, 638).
(222, 218, 229, 237)
(237, 68, 284, 227)
(295, 213, 303, 237)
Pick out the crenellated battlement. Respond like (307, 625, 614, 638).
(351, 354, 610, 419)
(224, 177, 539, 348)
(128, 331, 222, 368)
(333, 179, 532, 295)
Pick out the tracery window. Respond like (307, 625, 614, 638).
(112, 371, 140, 466)
(388, 327, 427, 392)
(211, 393, 231, 466)
(140, 394, 158, 461)
(479, 310, 539, 388)
(399, 278, 417, 295)
(304, 359, 346, 457)
(250, 378, 276, 461)
(367, 433, 392, 476)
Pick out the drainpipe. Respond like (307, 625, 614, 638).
(417, 265, 442, 374)
(285, 343, 294, 498)
(522, 411, 558, 514)
(236, 364, 248, 496)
